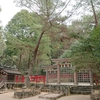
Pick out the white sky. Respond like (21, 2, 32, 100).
(0, 0, 82, 27)
(0, 0, 21, 27)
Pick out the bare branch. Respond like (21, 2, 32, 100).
(50, 0, 59, 15)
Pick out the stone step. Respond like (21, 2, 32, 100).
(38, 93, 64, 100)
(70, 86, 91, 94)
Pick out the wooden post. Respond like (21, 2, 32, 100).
(89, 68, 93, 86)
(46, 68, 48, 84)
(74, 66, 78, 85)
(74, 72, 78, 85)
(57, 65, 60, 84)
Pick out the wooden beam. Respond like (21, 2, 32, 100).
(42, 64, 57, 69)
(51, 58, 71, 63)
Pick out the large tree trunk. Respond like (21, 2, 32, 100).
(28, 31, 45, 76)
(18, 54, 22, 70)
(28, 22, 52, 76)
(27, 54, 31, 68)
(90, 0, 98, 27)
(24, 31, 45, 88)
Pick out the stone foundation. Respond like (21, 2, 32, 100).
(40, 85, 70, 95)
(13, 88, 40, 99)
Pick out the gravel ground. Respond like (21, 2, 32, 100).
(0, 92, 90, 100)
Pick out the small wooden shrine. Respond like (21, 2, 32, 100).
(0, 67, 22, 82)
(42, 58, 93, 86)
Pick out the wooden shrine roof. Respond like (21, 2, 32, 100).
(42, 58, 71, 69)
(0, 67, 22, 75)
(4, 69, 22, 75)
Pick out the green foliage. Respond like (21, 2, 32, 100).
(0, 9, 6, 56)
(4, 9, 53, 74)
(60, 50, 72, 58)
(69, 27, 100, 73)
(5, 9, 41, 39)
(4, 10, 40, 70)
(0, 32, 6, 57)
(12, 0, 79, 77)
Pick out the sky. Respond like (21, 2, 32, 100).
(0, 0, 81, 27)
(0, 0, 22, 27)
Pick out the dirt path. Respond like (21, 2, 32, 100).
(0, 92, 90, 100)
(58, 95, 90, 100)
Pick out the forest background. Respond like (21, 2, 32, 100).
(0, 0, 100, 76)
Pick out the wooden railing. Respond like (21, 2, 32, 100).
(0, 80, 5, 88)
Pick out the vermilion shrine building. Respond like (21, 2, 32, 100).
(42, 58, 93, 86)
